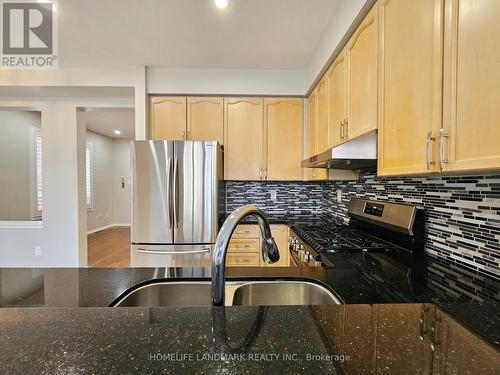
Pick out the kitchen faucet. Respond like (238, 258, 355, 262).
(211, 205, 280, 306)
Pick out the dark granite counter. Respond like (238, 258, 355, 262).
(0, 301, 498, 374)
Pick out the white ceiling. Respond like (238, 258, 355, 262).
(80, 108, 135, 139)
(58, 0, 338, 69)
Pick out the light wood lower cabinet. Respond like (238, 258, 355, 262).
(441, 0, 500, 173)
(226, 224, 290, 267)
(377, 0, 444, 176)
(149, 96, 187, 140)
(227, 239, 260, 253)
(226, 253, 261, 267)
(187, 97, 223, 144)
(265, 224, 290, 267)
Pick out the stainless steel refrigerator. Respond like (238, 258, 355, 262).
(130, 140, 224, 267)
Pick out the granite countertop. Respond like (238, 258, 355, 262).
(0, 266, 499, 374)
(1, 213, 499, 373)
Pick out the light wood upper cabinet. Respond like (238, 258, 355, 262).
(307, 91, 317, 158)
(264, 98, 304, 181)
(224, 98, 264, 181)
(187, 97, 223, 144)
(316, 78, 329, 154)
(377, 0, 444, 176)
(346, 4, 378, 140)
(306, 92, 328, 180)
(149, 96, 187, 140)
(327, 49, 347, 147)
(441, 0, 500, 173)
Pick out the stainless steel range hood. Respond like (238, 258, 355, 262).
(301, 130, 377, 169)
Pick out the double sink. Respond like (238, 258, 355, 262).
(111, 280, 341, 307)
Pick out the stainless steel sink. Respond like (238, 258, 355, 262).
(231, 281, 341, 306)
(111, 280, 340, 307)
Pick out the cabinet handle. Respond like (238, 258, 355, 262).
(259, 169, 263, 180)
(344, 119, 348, 140)
(426, 131, 436, 170)
(186, 130, 190, 140)
(439, 128, 449, 171)
(430, 315, 441, 351)
(181, 130, 186, 140)
(264, 169, 267, 180)
(339, 121, 343, 140)
(419, 305, 428, 341)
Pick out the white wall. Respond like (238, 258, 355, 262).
(112, 140, 132, 226)
(85, 131, 132, 233)
(147, 67, 306, 96)
(0, 101, 85, 267)
(0, 111, 41, 221)
(305, 0, 374, 91)
(85, 131, 114, 232)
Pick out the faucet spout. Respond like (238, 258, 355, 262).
(211, 205, 279, 306)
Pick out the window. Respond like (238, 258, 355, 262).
(85, 142, 94, 210)
(32, 127, 43, 219)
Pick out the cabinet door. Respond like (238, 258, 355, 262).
(187, 97, 223, 144)
(316, 78, 329, 154)
(263, 224, 290, 267)
(265, 98, 304, 181)
(224, 98, 264, 181)
(327, 49, 347, 147)
(342, 305, 376, 373)
(375, 304, 434, 374)
(149, 96, 187, 140)
(432, 308, 500, 374)
(305, 92, 328, 180)
(347, 4, 378, 140)
(378, 0, 443, 176)
(307, 92, 318, 158)
(442, 0, 500, 172)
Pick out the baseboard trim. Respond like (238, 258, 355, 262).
(87, 223, 131, 235)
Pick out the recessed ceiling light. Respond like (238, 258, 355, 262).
(215, 0, 228, 9)
(114, 130, 122, 135)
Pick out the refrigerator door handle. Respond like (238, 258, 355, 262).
(173, 157, 179, 228)
(167, 157, 173, 228)
(136, 248, 211, 255)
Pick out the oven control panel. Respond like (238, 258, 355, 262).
(363, 202, 384, 217)
(288, 231, 323, 267)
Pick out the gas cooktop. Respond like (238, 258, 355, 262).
(291, 224, 401, 254)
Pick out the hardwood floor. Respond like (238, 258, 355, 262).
(87, 227, 131, 267)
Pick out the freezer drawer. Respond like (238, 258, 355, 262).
(131, 244, 212, 267)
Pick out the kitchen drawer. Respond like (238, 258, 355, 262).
(228, 239, 260, 253)
(231, 224, 260, 239)
(226, 252, 260, 267)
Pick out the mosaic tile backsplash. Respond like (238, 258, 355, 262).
(226, 173, 500, 283)
(324, 173, 500, 280)
(226, 181, 324, 219)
